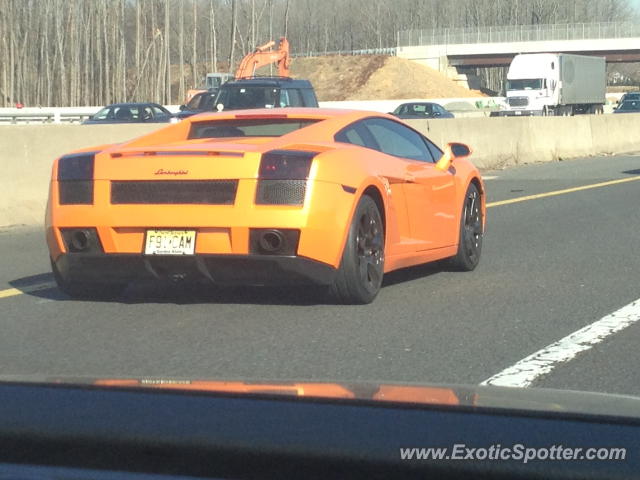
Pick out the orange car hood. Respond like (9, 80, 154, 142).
(3, 376, 638, 418)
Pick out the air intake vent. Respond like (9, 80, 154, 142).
(255, 180, 306, 205)
(111, 180, 238, 205)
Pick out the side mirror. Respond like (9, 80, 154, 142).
(449, 142, 471, 158)
(435, 142, 472, 171)
(432, 111, 441, 117)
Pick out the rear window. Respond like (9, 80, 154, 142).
(188, 118, 320, 139)
(215, 86, 280, 110)
(301, 89, 319, 107)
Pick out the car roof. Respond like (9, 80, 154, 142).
(223, 77, 314, 88)
(399, 102, 439, 106)
(104, 103, 161, 108)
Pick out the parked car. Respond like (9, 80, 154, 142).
(391, 102, 454, 119)
(175, 91, 218, 120)
(613, 100, 640, 114)
(83, 103, 174, 124)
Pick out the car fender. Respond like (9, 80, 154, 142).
(310, 149, 399, 266)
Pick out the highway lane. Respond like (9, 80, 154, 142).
(0, 154, 639, 396)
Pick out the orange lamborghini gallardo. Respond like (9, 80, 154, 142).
(45, 108, 485, 304)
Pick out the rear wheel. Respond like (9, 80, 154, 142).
(330, 195, 384, 304)
(450, 183, 483, 271)
(51, 257, 126, 299)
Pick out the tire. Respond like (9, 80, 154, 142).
(51, 257, 126, 299)
(450, 183, 483, 271)
(330, 195, 384, 304)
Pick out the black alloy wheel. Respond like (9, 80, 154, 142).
(330, 195, 384, 304)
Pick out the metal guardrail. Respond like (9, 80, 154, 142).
(0, 112, 94, 124)
(291, 47, 397, 57)
(398, 22, 640, 47)
(0, 106, 180, 125)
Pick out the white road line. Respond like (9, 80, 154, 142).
(482, 175, 499, 180)
(481, 297, 640, 388)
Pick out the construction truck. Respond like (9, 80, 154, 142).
(213, 37, 318, 111)
(183, 37, 291, 104)
(234, 37, 291, 78)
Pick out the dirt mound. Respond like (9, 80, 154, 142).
(290, 55, 484, 101)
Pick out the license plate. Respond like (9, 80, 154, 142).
(144, 230, 196, 255)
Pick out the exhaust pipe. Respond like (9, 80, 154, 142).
(70, 229, 91, 252)
(249, 228, 300, 256)
(258, 230, 286, 253)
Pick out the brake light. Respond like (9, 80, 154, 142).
(256, 150, 319, 206)
(258, 150, 317, 180)
(57, 152, 96, 205)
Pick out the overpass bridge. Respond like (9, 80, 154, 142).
(397, 22, 640, 88)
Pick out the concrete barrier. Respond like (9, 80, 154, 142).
(406, 114, 640, 169)
(2, 114, 640, 227)
(1, 124, 160, 226)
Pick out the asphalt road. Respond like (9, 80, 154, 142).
(1, 154, 640, 397)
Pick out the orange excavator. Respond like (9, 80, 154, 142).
(235, 37, 291, 78)
(184, 38, 290, 103)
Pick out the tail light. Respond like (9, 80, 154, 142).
(256, 150, 318, 205)
(57, 152, 96, 205)
(258, 150, 316, 180)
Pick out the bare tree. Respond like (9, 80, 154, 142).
(229, 0, 237, 71)
(0, 0, 637, 107)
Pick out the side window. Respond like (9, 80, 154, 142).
(201, 94, 216, 110)
(335, 121, 380, 150)
(362, 118, 432, 162)
(129, 107, 141, 121)
(300, 88, 318, 107)
(140, 107, 153, 121)
(282, 88, 303, 107)
(335, 127, 366, 147)
(95, 109, 110, 120)
(424, 137, 443, 162)
(152, 106, 167, 116)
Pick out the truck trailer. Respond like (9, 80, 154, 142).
(498, 53, 605, 116)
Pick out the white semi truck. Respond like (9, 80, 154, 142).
(497, 53, 605, 116)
